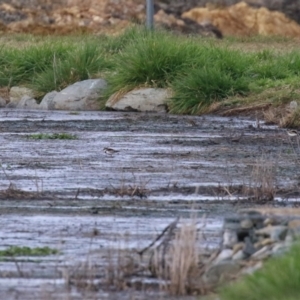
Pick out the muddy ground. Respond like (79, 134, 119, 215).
(0, 109, 299, 299)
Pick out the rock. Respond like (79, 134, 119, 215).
(223, 229, 238, 247)
(289, 101, 298, 111)
(242, 261, 263, 275)
(6, 101, 18, 108)
(49, 79, 107, 111)
(199, 210, 300, 289)
(9, 86, 35, 104)
(39, 91, 59, 110)
(214, 249, 233, 264)
(106, 88, 171, 113)
(288, 219, 300, 237)
(205, 261, 241, 285)
(232, 242, 244, 254)
(0, 96, 6, 108)
(272, 243, 290, 257)
(254, 238, 274, 248)
(255, 225, 288, 241)
(241, 219, 253, 229)
(263, 217, 277, 226)
(251, 245, 271, 260)
(232, 249, 245, 261)
(16, 96, 39, 109)
(285, 235, 293, 244)
(243, 237, 256, 257)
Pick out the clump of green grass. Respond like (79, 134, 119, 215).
(32, 41, 112, 95)
(219, 242, 300, 300)
(0, 35, 112, 99)
(101, 26, 149, 54)
(0, 246, 58, 256)
(0, 42, 71, 87)
(170, 67, 249, 114)
(28, 133, 77, 140)
(105, 28, 300, 116)
(2, 30, 300, 122)
(104, 28, 207, 97)
(103, 29, 255, 112)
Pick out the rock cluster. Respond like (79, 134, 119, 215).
(2, 79, 107, 111)
(1, 80, 297, 114)
(134, 209, 300, 294)
(203, 209, 299, 287)
(0, 80, 170, 112)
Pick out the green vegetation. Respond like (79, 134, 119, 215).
(107, 29, 300, 120)
(219, 242, 300, 300)
(0, 246, 58, 256)
(31, 41, 112, 95)
(28, 133, 77, 140)
(0, 35, 112, 98)
(0, 42, 71, 88)
(2, 28, 300, 123)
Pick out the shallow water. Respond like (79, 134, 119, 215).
(0, 109, 299, 299)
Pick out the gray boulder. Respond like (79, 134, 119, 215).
(16, 96, 39, 109)
(0, 96, 6, 108)
(9, 86, 35, 105)
(48, 79, 107, 111)
(106, 88, 171, 113)
(204, 261, 241, 285)
(39, 91, 59, 110)
(6, 102, 18, 108)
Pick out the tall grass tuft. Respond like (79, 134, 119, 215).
(105, 29, 255, 112)
(31, 41, 111, 95)
(0, 42, 71, 87)
(104, 29, 206, 97)
(168, 220, 199, 295)
(170, 67, 249, 114)
(220, 242, 300, 300)
(102, 26, 151, 54)
(282, 50, 300, 76)
(2, 30, 300, 118)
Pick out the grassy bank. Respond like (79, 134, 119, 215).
(1, 28, 300, 126)
(219, 242, 300, 300)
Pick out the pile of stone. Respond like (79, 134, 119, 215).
(203, 208, 300, 287)
(0, 80, 171, 112)
(66, 207, 300, 294)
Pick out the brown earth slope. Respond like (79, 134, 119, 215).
(0, 0, 299, 37)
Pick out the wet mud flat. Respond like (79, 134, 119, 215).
(0, 109, 299, 299)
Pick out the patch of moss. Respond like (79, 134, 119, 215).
(0, 246, 58, 256)
(27, 133, 77, 140)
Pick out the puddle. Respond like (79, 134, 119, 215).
(0, 109, 299, 298)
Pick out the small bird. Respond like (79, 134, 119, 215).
(287, 129, 299, 137)
(103, 147, 120, 155)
